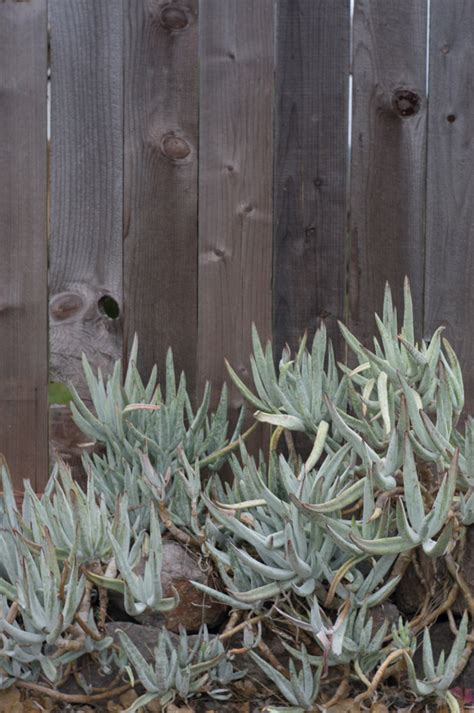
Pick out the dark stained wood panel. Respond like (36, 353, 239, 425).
(198, 0, 274, 413)
(123, 0, 199, 392)
(349, 0, 428, 343)
(49, 0, 123, 398)
(0, 0, 48, 489)
(273, 0, 350, 361)
(426, 0, 474, 414)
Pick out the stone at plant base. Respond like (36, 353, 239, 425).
(454, 525, 474, 615)
(394, 552, 449, 616)
(114, 540, 227, 633)
(58, 650, 124, 697)
(370, 602, 400, 631)
(106, 621, 163, 663)
(395, 526, 474, 616)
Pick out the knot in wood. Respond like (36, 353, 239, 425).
(160, 132, 191, 161)
(392, 89, 421, 118)
(50, 293, 84, 321)
(159, 3, 190, 31)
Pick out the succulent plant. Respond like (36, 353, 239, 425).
(0, 531, 111, 684)
(0, 277, 470, 711)
(348, 440, 458, 558)
(73, 338, 244, 524)
(279, 599, 387, 676)
(19, 465, 121, 565)
(87, 503, 179, 617)
(74, 338, 244, 468)
(391, 616, 417, 655)
(226, 323, 345, 438)
(404, 612, 468, 712)
(248, 645, 322, 712)
(117, 625, 241, 711)
(194, 444, 400, 614)
(339, 279, 463, 416)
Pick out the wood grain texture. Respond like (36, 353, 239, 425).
(198, 0, 274, 413)
(426, 1, 474, 414)
(349, 0, 427, 344)
(49, 0, 123, 397)
(273, 0, 350, 361)
(0, 0, 48, 489)
(123, 0, 198, 393)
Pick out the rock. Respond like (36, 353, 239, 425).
(394, 552, 449, 615)
(106, 689, 141, 713)
(369, 602, 400, 631)
(106, 621, 162, 662)
(394, 563, 422, 615)
(454, 525, 474, 615)
(395, 525, 474, 616)
(129, 540, 227, 633)
(56, 653, 122, 697)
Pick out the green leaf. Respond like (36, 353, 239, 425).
(117, 631, 159, 692)
(231, 580, 294, 604)
(190, 581, 252, 610)
(247, 651, 299, 706)
(225, 360, 269, 411)
(350, 532, 413, 556)
(254, 412, 306, 432)
(377, 372, 391, 435)
(305, 420, 329, 473)
(402, 276, 415, 345)
(402, 435, 425, 530)
(290, 478, 366, 515)
(440, 611, 468, 688)
(48, 382, 73, 406)
(124, 692, 161, 713)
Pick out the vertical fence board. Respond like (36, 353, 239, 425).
(349, 0, 427, 343)
(426, 1, 474, 415)
(124, 0, 198, 391)
(0, 0, 48, 490)
(273, 0, 350, 360)
(198, 0, 274, 417)
(49, 0, 123, 398)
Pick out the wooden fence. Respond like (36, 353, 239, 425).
(0, 0, 473, 490)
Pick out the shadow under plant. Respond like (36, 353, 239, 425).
(0, 279, 472, 712)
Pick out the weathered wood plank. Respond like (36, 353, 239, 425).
(198, 0, 274, 416)
(49, 0, 123, 397)
(273, 0, 350, 361)
(349, 0, 427, 343)
(0, 0, 48, 490)
(426, 1, 474, 414)
(124, 0, 199, 391)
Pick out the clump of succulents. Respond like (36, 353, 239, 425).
(197, 279, 472, 709)
(73, 337, 246, 531)
(404, 613, 468, 713)
(117, 624, 244, 711)
(0, 278, 471, 711)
